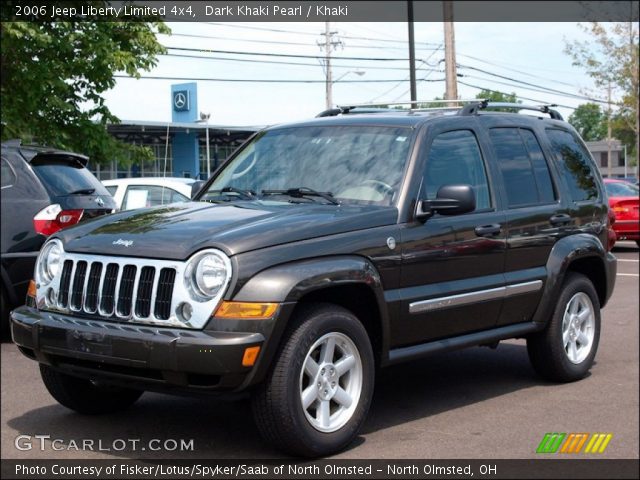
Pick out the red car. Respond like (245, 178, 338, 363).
(604, 178, 639, 247)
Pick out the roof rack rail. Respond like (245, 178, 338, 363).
(459, 101, 563, 120)
(316, 99, 484, 118)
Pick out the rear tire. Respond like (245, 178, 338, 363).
(251, 303, 374, 457)
(527, 273, 600, 382)
(40, 365, 143, 414)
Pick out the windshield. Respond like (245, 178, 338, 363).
(202, 125, 414, 206)
(605, 181, 639, 197)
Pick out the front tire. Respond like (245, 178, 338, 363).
(252, 304, 374, 457)
(527, 273, 600, 382)
(40, 365, 143, 414)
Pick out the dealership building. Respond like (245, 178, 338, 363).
(97, 83, 260, 180)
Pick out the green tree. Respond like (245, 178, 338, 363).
(565, 22, 639, 166)
(1, 18, 170, 166)
(568, 103, 608, 141)
(475, 89, 520, 103)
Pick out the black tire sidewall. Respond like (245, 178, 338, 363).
(548, 274, 601, 379)
(283, 306, 374, 455)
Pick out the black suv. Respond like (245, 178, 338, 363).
(10, 102, 616, 457)
(1, 140, 115, 335)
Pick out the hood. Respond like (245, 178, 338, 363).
(56, 200, 398, 259)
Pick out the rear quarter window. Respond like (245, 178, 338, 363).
(546, 129, 599, 202)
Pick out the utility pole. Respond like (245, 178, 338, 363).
(607, 82, 612, 178)
(443, 1, 458, 100)
(407, 1, 417, 108)
(320, 22, 342, 109)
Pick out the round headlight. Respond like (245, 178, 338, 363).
(185, 250, 231, 301)
(37, 239, 63, 285)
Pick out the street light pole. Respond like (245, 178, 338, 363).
(200, 112, 211, 178)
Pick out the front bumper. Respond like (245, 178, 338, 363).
(10, 306, 264, 392)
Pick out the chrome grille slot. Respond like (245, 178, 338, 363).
(135, 267, 155, 318)
(99, 263, 119, 315)
(84, 262, 103, 313)
(116, 265, 137, 317)
(58, 260, 73, 308)
(155, 268, 176, 320)
(70, 261, 88, 311)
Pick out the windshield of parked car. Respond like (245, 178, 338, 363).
(605, 181, 639, 197)
(202, 125, 414, 206)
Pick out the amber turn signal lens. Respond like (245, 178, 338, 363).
(242, 346, 261, 367)
(214, 301, 278, 319)
(27, 280, 37, 299)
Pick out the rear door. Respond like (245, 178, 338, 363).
(483, 123, 564, 326)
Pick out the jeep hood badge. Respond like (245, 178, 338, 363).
(112, 239, 134, 247)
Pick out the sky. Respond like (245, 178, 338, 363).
(102, 21, 607, 127)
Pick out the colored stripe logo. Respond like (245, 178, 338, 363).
(537, 433, 613, 454)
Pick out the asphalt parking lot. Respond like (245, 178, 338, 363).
(1, 242, 638, 460)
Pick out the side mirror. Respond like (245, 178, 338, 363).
(416, 184, 476, 220)
(191, 180, 206, 199)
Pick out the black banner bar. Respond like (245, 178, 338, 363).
(2, 459, 639, 479)
(1, 1, 639, 22)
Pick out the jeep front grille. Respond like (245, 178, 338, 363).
(58, 259, 175, 321)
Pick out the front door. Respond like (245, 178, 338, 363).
(393, 124, 506, 348)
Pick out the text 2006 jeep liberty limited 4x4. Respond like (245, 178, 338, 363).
(11, 101, 616, 456)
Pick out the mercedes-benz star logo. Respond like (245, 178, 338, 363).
(95, 197, 105, 207)
(174, 92, 186, 109)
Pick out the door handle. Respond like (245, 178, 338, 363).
(549, 214, 571, 226)
(475, 224, 502, 237)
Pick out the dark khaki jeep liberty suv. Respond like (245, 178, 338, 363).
(11, 101, 617, 457)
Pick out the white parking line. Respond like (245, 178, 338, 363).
(617, 273, 639, 277)
(617, 259, 639, 263)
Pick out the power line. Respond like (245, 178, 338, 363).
(458, 80, 576, 109)
(458, 64, 608, 104)
(164, 45, 414, 62)
(114, 74, 446, 83)
(162, 52, 437, 72)
(204, 22, 440, 47)
(163, 32, 437, 52)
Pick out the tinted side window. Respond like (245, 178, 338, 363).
(520, 130, 556, 204)
(1, 156, 17, 188)
(490, 128, 556, 207)
(423, 130, 491, 210)
(490, 128, 539, 207)
(546, 129, 598, 202)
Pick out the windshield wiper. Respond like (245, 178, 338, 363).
(262, 187, 340, 205)
(205, 186, 255, 200)
(68, 188, 95, 195)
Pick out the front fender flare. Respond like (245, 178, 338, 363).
(231, 255, 390, 388)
